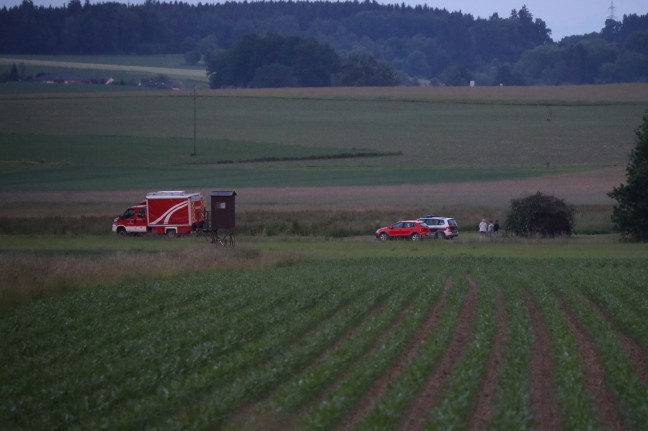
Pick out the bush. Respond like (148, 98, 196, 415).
(505, 192, 574, 237)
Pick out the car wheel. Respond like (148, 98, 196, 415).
(411, 232, 420, 241)
(116, 227, 127, 236)
(379, 232, 389, 241)
(438, 232, 446, 240)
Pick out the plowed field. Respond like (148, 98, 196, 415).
(0, 165, 624, 218)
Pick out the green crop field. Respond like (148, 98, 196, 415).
(2, 256, 647, 430)
(3, 82, 646, 230)
(1, 84, 647, 193)
(1, 60, 648, 430)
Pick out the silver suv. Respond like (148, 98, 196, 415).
(417, 215, 459, 239)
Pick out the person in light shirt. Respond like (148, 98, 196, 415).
(479, 219, 488, 240)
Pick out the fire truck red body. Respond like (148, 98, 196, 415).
(112, 191, 205, 235)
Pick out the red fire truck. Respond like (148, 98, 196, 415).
(112, 191, 205, 236)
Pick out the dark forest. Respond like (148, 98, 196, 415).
(1, 0, 647, 86)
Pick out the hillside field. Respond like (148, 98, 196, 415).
(1, 73, 648, 430)
(1, 81, 648, 218)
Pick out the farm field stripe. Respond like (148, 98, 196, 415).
(106, 292, 354, 427)
(582, 277, 648, 356)
(300, 286, 428, 430)
(226, 301, 390, 431)
(0, 281, 240, 411)
(157, 290, 366, 429)
(485, 275, 533, 430)
(278, 295, 417, 428)
(524, 292, 562, 431)
(336, 277, 454, 431)
(584, 297, 648, 385)
(162, 262, 425, 430)
(266, 270, 441, 421)
(397, 278, 478, 431)
(6, 258, 648, 430)
(558, 283, 648, 429)
(468, 286, 509, 430)
(558, 299, 626, 431)
(113, 267, 366, 429)
(298, 273, 448, 430)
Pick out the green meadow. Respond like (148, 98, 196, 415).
(1, 84, 647, 192)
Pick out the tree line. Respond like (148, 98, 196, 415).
(207, 33, 397, 87)
(1, 0, 647, 86)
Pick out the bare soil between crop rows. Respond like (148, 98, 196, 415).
(337, 277, 454, 431)
(397, 279, 478, 431)
(586, 299, 648, 385)
(560, 300, 626, 430)
(468, 288, 508, 430)
(324, 281, 643, 430)
(525, 293, 562, 431)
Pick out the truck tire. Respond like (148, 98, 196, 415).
(116, 227, 127, 236)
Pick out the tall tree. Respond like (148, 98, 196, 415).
(207, 33, 340, 88)
(331, 53, 398, 86)
(1, 1, 646, 84)
(608, 110, 648, 241)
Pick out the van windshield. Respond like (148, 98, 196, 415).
(120, 208, 136, 219)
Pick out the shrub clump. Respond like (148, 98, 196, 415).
(505, 192, 574, 237)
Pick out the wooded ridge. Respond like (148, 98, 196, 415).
(1, 1, 647, 86)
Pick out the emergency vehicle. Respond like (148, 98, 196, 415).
(112, 191, 205, 236)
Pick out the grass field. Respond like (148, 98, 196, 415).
(1, 83, 646, 213)
(1, 91, 644, 170)
(0, 54, 207, 81)
(1, 63, 648, 430)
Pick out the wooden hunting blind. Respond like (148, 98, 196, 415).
(209, 191, 236, 230)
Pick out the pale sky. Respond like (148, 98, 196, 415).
(1, 0, 646, 40)
(430, 1, 647, 40)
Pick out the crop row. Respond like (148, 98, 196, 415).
(1, 257, 647, 430)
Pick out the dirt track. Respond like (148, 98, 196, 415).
(237, 167, 624, 208)
(0, 167, 625, 217)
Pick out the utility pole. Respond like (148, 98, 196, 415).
(546, 106, 553, 169)
(191, 87, 197, 156)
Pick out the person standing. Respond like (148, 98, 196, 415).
(479, 219, 488, 240)
(494, 220, 500, 237)
(488, 220, 495, 238)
